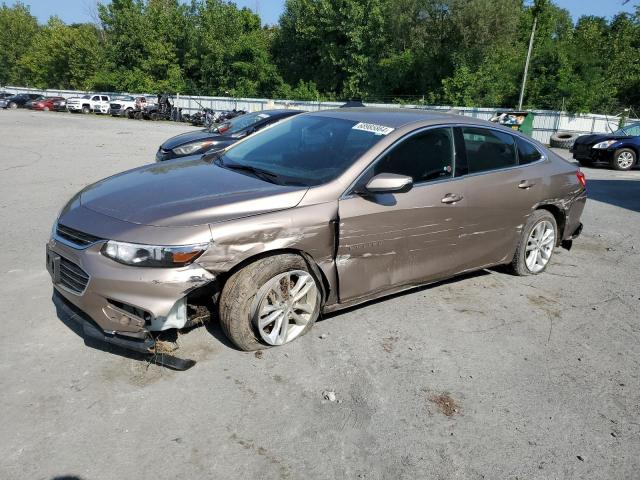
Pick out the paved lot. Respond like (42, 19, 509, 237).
(0, 109, 639, 480)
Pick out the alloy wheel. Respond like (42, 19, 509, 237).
(617, 151, 634, 169)
(525, 220, 555, 273)
(253, 270, 320, 346)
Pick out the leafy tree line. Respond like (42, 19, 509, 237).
(1, 0, 638, 113)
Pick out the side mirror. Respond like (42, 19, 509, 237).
(364, 173, 413, 194)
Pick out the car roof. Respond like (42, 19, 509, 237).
(309, 107, 491, 129)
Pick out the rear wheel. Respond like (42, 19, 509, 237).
(8, 102, 17, 109)
(219, 254, 322, 351)
(510, 210, 558, 276)
(611, 148, 636, 171)
(43, 106, 49, 111)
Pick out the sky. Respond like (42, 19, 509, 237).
(7, 0, 639, 26)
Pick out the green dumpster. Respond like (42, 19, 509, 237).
(490, 111, 535, 136)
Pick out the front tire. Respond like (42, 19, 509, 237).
(82, 105, 90, 114)
(611, 148, 636, 171)
(219, 254, 322, 351)
(8, 102, 17, 109)
(510, 210, 558, 276)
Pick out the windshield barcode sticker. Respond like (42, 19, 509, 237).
(352, 122, 395, 135)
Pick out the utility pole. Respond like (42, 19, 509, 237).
(518, 15, 537, 110)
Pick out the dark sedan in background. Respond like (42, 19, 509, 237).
(1, 93, 44, 109)
(29, 96, 66, 111)
(571, 121, 640, 170)
(156, 109, 303, 161)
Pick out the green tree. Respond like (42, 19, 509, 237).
(17, 18, 102, 90)
(0, 2, 39, 85)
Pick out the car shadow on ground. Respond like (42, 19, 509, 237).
(585, 179, 640, 213)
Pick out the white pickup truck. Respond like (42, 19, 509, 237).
(66, 94, 110, 114)
(109, 95, 138, 117)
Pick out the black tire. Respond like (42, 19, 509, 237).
(510, 210, 558, 276)
(8, 102, 17, 109)
(550, 132, 580, 149)
(219, 254, 321, 351)
(611, 148, 636, 171)
(82, 105, 90, 114)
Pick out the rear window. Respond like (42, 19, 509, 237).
(462, 127, 517, 173)
(516, 137, 542, 164)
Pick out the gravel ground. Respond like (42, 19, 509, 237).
(0, 110, 639, 480)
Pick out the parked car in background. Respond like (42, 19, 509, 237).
(29, 96, 66, 111)
(52, 97, 67, 111)
(109, 95, 137, 117)
(156, 109, 303, 161)
(0, 95, 13, 109)
(66, 94, 110, 114)
(1, 93, 43, 109)
(571, 122, 640, 170)
(48, 109, 586, 356)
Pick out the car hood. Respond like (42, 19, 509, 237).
(79, 157, 308, 227)
(574, 133, 629, 146)
(160, 130, 227, 150)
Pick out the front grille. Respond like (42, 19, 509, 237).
(56, 224, 103, 248)
(59, 256, 90, 294)
(110, 103, 121, 110)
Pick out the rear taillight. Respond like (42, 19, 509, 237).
(576, 171, 586, 188)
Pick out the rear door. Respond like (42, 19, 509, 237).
(455, 126, 542, 267)
(337, 126, 471, 302)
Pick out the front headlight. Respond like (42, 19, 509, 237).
(101, 240, 210, 267)
(172, 140, 215, 156)
(592, 140, 617, 149)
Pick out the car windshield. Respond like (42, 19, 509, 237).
(211, 112, 271, 134)
(218, 115, 389, 186)
(614, 122, 640, 136)
(81, 95, 91, 99)
(114, 95, 134, 101)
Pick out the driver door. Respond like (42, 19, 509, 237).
(336, 127, 470, 302)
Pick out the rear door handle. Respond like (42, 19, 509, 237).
(441, 193, 463, 204)
(518, 180, 536, 189)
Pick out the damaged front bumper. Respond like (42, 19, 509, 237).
(46, 235, 216, 341)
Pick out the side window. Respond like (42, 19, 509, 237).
(373, 127, 454, 183)
(624, 124, 640, 136)
(462, 127, 517, 173)
(516, 137, 542, 165)
(92, 96, 100, 101)
(101, 96, 109, 101)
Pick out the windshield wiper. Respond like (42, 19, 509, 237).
(218, 159, 280, 183)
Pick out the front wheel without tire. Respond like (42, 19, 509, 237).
(611, 148, 636, 171)
(510, 210, 558, 276)
(219, 254, 322, 351)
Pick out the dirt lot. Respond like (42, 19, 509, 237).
(0, 109, 638, 480)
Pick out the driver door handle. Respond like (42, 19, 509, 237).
(441, 193, 463, 204)
(518, 180, 536, 189)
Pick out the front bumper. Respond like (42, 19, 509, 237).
(67, 104, 84, 112)
(571, 146, 615, 163)
(46, 236, 216, 339)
